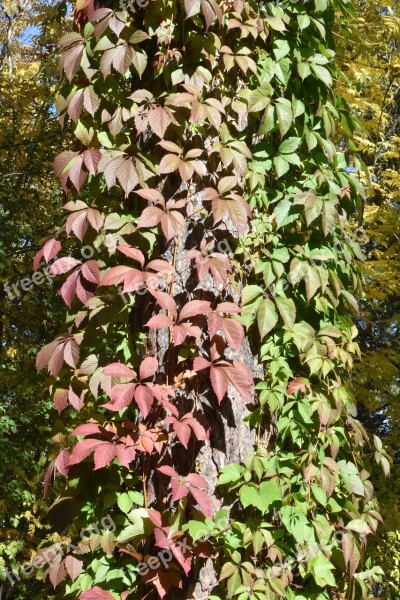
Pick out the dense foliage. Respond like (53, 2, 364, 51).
(27, 0, 389, 599)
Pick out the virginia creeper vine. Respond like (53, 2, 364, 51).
(35, 0, 387, 598)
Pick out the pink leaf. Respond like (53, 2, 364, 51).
(179, 300, 211, 322)
(81, 260, 100, 285)
(135, 188, 164, 204)
(103, 363, 136, 378)
(104, 382, 136, 411)
(185, 473, 207, 488)
(117, 244, 145, 266)
(150, 290, 177, 315)
(134, 384, 154, 418)
(65, 556, 83, 582)
(63, 338, 80, 369)
(193, 356, 211, 371)
(157, 465, 179, 478)
(43, 239, 62, 264)
(146, 314, 174, 329)
(49, 257, 81, 275)
(139, 356, 158, 380)
(80, 588, 115, 600)
(101, 266, 134, 287)
(138, 206, 163, 229)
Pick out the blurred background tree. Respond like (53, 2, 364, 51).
(337, 1, 400, 596)
(0, 1, 69, 597)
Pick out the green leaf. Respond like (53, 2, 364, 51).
(117, 492, 134, 514)
(117, 508, 149, 542)
(220, 562, 237, 580)
(257, 299, 279, 340)
(218, 463, 244, 486)
(275, 98, 293, 137)
(309, 553, 336, 587)
(338, 461, 365, 496)
(311, 64, 332, 86)
(275, 296, 296, 328)
(279, 137, 301, 154)
(266, 16, 287, 31)
(298, 62, 311, 80)
(240, 481, 280, 513)
(248, 87, 272, 113)
(274, 198, 292, 228)
(280, 506, 312, 544)
(274, 155, 290, 178)
(311, 485, 327, 506)
(242, 285, 264, 306)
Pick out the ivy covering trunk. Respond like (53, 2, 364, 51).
(36, 0, 386, 598)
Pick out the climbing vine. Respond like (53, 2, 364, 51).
(35, 0, 387, 598)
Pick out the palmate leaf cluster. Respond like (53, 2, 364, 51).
(0, 0, 392, 599)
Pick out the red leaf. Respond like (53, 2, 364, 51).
(59, 271, 80, 308)
(189, 487, 214, 517)
(172, 421, 191, 448)
(226, 361, 254, 404)
(104, 382, 136, 411)
(54, 449, 71, 477)
(69, 439, 105, 465)
(210, 365, 230, 403)
(71, 423, 107, 437)
(134, 385, 154, 417)
(287, 378, 307, 395)
(47, 344, 65, 377)
(94, 443, 117, 469)
(115, 445, 136, 468)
